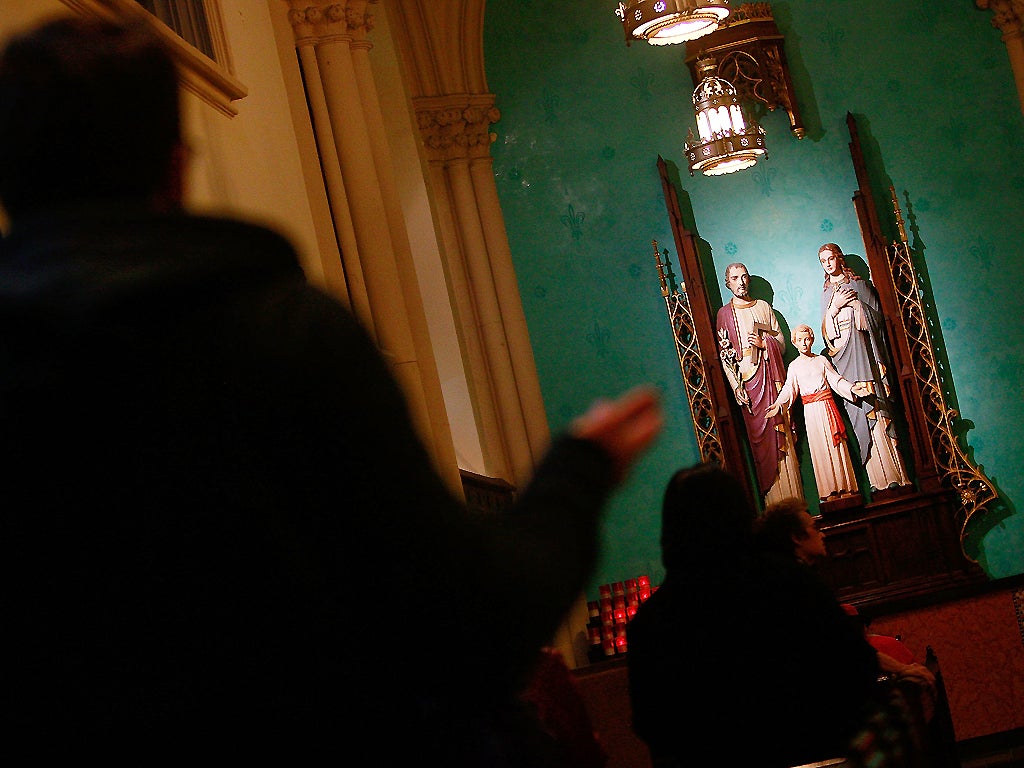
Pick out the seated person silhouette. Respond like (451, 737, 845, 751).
(755, 499, 937, 698)
(627, 464, 881, 768)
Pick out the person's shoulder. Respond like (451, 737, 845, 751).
(754, 550, 831, 595)
(25, 207, 303, 276)
(849, 272, 876, 290)
(168, 213, 300, 262)
(145, 212, 310, 290)
(184, 212, 291, 243)
(152, 214, 358, 332)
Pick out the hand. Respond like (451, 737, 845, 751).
(746, 332, 765, 349)
(831, 287, 857, 317)
(764, 404, 781, 419)
(570, 386, 664, 482)
(896, 662, 937, 691)
(851, 381, 870, 398)
(734, 385, 750, 409)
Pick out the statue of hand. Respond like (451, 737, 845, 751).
(734, 384, 750, 408)
(831, 287, 858, 316)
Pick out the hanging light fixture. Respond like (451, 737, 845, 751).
(684, 56, 766, 176)
(615, 1, 730, 46)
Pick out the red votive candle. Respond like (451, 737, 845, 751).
(603, 636, 616, 658)
(615, 626, 628, 653)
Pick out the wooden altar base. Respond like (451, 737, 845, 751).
(818, 491, 864, 515)
(815, 487, 988, 611)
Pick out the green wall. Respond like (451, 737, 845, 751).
(484, 0, 1024, 596)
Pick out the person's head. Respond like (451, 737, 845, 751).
(791, 324, 815, 356)
(724, 263, 750, 300)
(0, 14, 184, 224)
(754, 497, 827, 565)
(818, 243, 847, 278)
(660, 462, 756, 572)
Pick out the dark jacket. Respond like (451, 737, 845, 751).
(628, 550, 881, 767)
(627, 465, 880, 767)
(0, 208, 616, 761)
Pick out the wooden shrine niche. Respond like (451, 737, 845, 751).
(652, 114, 997, 610)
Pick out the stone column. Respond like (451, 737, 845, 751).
(978, 0, 1024, 114)
(421, 153, 513, 482)
(288, 6, 367, 320)
(284, 0, 461, 493)
(345, 2, 459, 486)
(386, 0, 585, 668)
(416, 95, 541, 487)
(469, 152, 551, 463)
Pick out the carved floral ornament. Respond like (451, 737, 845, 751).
(286, 1, 378, 39)
(415, 101, 502, 162)
(976, 0, 1023, 32)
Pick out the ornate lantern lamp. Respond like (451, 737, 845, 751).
(684, 56, 766, 176)
(615, 0, 730, 46)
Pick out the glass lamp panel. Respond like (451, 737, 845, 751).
(705, 153, 758, 176)
(716, 106, 731, 134)
(730, 105, 746, 132)
(697, 111, 711, 141)
(706, 107, 722, 135)
(649, 16, 716, 43)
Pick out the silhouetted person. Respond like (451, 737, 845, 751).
(520, 647, 609, 768)
(753, 496, 829, 566)
(757, 499, 936, 693)
(627, 464, 880, 767)
(0, 13, 663, 761)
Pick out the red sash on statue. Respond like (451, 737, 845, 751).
(801, 389, 847, 446)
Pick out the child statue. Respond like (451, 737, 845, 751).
(765, 325, 870, 501)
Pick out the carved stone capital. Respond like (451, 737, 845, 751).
(977, 0, 1024, 34)
(286, 1, 378, 43)
(414, 95, 501, 163)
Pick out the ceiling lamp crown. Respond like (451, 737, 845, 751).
(684, 56, 766, 176)
(615, 1, 731, 46)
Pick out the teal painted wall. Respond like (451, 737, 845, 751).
(484, 0, 1024, 596)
